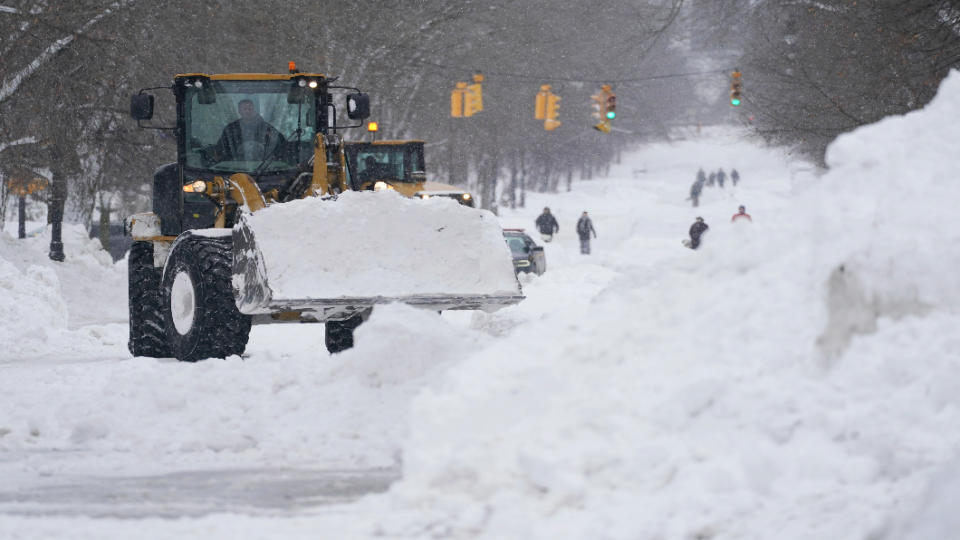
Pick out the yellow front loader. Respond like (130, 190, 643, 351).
(126, 69, 521, 361)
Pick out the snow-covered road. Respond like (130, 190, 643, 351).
(3, 73, 960, 539)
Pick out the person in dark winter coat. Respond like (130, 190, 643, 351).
(213, 99, 285, 162)
(696, 168, 706, 185)
(688, 216, 709, 249)
(535, 207, 560, 242)
(717, 168, 726, 188)
(731, 169, 740, 186)
(576, 211, 597, 254)
(689, 178, 704, 207)
(707, 171, 716, 186)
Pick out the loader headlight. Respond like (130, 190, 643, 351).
(183, 180, 207, 193)
(374, 181, 394, 192)
(516, 260, 531, 267)
(461, 193, 472, 200)
(308, 80, 318, 88)
(420, 194, 431, 199)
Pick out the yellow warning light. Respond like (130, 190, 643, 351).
(367, 121, 379, 132)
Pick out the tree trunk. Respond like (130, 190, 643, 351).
(98, 194, 111, 253)
(541, 157, 552, 192)
(508, 158, 517, 210)
(48, 169, 67, 262)
(18, 195, 26, 239)
(487, 151, 499, 216)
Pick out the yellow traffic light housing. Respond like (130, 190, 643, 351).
(591, 84, 615, 132)
(451, 81, 467, 117)
(535, 84, 551, 119)
(467, 73, 484, 115)
(452, 74, 484, 117)
(535, 84, 561, 130)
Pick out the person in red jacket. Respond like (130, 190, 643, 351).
(731, 205, 752, 223)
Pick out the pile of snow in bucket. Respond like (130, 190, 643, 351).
(238, 190, 519, 299)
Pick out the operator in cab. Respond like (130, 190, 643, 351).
(212, 98, 286, 162)
(359, 155, 390, 183)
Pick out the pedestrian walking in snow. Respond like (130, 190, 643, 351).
(696, 167, 706, 185)
(731, 205, 752, 223)
(689, 178, 703, 207)
(535, 207, 560, 242)
(717, 168, 726, 188)
(576, 211, 597, 254)
(731, 169, 740, 186)
(687, 217, 709, 249)
(707, 171, 716, 186)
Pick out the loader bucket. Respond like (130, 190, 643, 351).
(231, 191, 522, 321)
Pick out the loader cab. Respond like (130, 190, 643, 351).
(130, 71, 370, 235)
(344, 140, 426, 192)
(174, 75, 330, 231)
(178, 75, 327, 190)
(344, 140, 474, 207)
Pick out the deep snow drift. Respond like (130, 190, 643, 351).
(3, 72, 960, 539)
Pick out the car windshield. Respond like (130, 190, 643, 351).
(183, 80, 317, 174)
(505, 236, 529, 255)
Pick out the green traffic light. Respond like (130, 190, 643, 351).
(731, 98, 741, 106)
(606, 111, 616, 119)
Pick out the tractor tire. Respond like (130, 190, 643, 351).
(128, 241, 172, 358)
(161, 233, 251, 362)
(325, 314, 364, 354)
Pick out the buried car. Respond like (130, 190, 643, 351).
(503, 228, 546, 275)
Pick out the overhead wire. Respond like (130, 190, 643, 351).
(410, 58, 729, 85)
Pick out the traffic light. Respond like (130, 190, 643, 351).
(535, 84, 550, 119)
(535, 85, 560, 129)
(451, 81, 467, 117)
(730, 70, 743, 107)
(605, 94, 616, 119)
(451, 74, 483, 118)
(593, 84, 614, 133)
(467, 73, 484, 115)
(545, 91, 561, 130)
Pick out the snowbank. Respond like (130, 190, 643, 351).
(238, 190, 519, 300)
(360, 74, 960, 538)
(0, 223, 125, 360)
